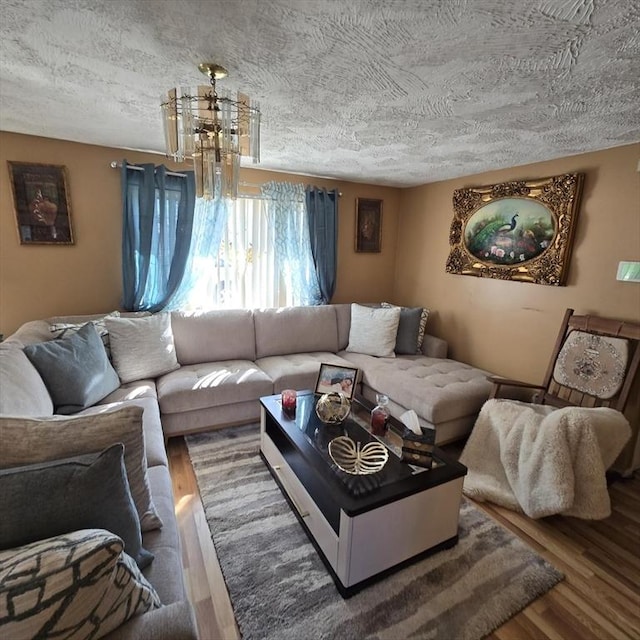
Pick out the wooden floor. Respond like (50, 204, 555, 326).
(167, 436, 640, 640)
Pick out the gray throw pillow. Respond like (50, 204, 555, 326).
(105, 313, 179, 384)
(0, 444, 153, 569)
(23, 322, 120, 414)
(394, 306, 423, 354)
(0, 406, 162, 532)
(381, 303, 430, 353)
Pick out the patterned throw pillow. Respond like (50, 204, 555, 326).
(49, 310, 120, 358)
(0, 529, 161, 640)
(553, 330, 628, 399)
(0, 406, 162, 532)
(381, 303, 430, 353)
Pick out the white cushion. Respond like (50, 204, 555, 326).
(346, 303, 401, 358)
(0, 529, 161, 640)
(105, 313, 179, 384)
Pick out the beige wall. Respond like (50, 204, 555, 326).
(0, 132, 399, 336)
(393, 143, 640, 383)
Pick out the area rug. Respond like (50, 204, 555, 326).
(186, 424, 563, 640)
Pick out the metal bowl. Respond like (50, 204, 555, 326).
(315, 392, 351, 424)
(328, 436, 389, 475)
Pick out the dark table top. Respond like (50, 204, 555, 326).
(261, 391, 467, 517)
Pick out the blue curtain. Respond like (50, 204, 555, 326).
(261, 181, 322, 306)
(121, 161, 195, 311)
(167, 197, 230, 310)
(306, 186, 338, 304)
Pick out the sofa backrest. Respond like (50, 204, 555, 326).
(171, 309, 256, 364)
(333, 304, 352, 351)
(254, 305, 339, 359)
(0, 341, 54, 417)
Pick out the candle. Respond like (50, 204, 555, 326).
(281, 389, 297, 417)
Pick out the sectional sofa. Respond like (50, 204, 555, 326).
(0, 302, 493, 638)
(7, 303, 493, 444)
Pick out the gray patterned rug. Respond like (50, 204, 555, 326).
(186, 424, 563, 640)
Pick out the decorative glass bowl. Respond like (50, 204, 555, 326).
(315, 392, 351, 424)
(328, 436, 389, 475)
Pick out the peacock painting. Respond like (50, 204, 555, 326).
(464, 198, 555, 265)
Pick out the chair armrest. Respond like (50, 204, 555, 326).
(488, 376, 545, 400)
(421, 334, 448, 358)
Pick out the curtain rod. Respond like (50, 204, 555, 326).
(109, 161, 341, 195)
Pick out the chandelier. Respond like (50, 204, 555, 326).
(161, 63, 261, 200)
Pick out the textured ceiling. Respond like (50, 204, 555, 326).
(0, 0, 638, 187)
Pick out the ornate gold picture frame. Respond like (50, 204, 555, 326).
(446, 173, 584, 286)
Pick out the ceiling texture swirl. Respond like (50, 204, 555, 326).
(0, 0, 638, 186)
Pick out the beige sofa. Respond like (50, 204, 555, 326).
(157, 304, 493, 444)
(0, 330, 198, 640)
(1, 302, 493, 637)
(7, 303, 493, 445)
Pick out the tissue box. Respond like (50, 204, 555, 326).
(400, 428, 435, 469)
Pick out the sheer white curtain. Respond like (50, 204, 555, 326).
(175, 194, 317, 311)
(215, 197, 288, 308)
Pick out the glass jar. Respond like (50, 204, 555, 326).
(370, 393, 390, 437)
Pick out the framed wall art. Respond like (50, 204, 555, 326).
(355, 198, 382, 252)
(315, 363, 359, 400)
(7, 161, 75, 245)
(445, 173, 584, 286)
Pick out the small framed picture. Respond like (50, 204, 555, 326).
(7, 161, 75, 245)
(315, 363, 359, 400)
(355, 198, 382, 253)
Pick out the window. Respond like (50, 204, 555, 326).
(178, 196, 307, 310)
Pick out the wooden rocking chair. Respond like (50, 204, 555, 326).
(489, 308, 640, 475)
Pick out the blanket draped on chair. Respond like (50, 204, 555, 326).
(460, 399, 631, 519)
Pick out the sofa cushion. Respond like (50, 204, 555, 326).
(0, 341, 54, 417)
(171, 309, 256, 364)
(346, 304, 401, 358)
(0, 405, 162, 532)
(49, 310, 121, 357)
(340, 353, 492, 424)
(157, 361, 273, 415)
(0, 529, 161, 640)
(105, 313, 179, 384)
(255, 352, 357, 393)
(381, 303, 430, 353)
(254, 306, 339, 359)
(23, 323, 121, 414)
(0, 444, 153, 569)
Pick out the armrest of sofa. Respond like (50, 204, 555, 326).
(421, 334, 448, 358)
(102, 600, 198, 640)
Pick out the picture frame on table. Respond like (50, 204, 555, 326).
(355, 198, 382, 253)
(7, 161, 75, 245)
(445, 173, 584, 286)
(315, 363, 359, 400)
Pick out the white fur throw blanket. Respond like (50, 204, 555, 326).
(460, 399, 631, 519)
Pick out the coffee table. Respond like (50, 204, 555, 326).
(259, 391, 467, 597)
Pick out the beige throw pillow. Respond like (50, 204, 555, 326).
(105, 313, 179, 384)
(346, 303, 401, 358)
(0, 406, 162, 531)
(0, 529, 161, 640)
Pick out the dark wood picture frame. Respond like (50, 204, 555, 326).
(355, 198, 382, 253)
(8, 161, 75, 245)
(315, 363, 359, 400)
(445, 173, 584, 286)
